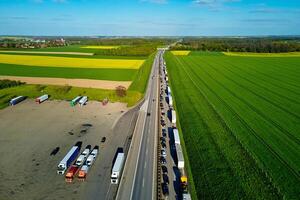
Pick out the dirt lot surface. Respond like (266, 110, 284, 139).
(0, 76, 132, 89)
(0, 99, 132, 200)
(0, 51, 94, 56)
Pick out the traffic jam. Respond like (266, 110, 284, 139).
(158, 56, 191, 200)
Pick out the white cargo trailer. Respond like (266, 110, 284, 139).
(79, 96, 88, 106)
(183, 193, 192, 200)
(175, 143, 184, 169)
(36, 94, 49, 104)
(111, 152, 125, 184)
(173, 129, 180, 144)
(167, 86, 171, 94)
(168, 95, 173, 106)
(171, 110, 176, 124)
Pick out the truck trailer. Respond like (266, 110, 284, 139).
(70, 96, 82, 107)
(9, 96, 26, 106)
(78, 165, 90, 181)
(111, 152, 125, 184)
(65, 165, 79, 183)
(167, 86, 171, 94)
(173, 129, 180, 144)
(171, 110, 176, 124)
(175, 143, 184, 169)
(168, 95, 173, 106)
(79, 96, 88, 106)
(36, 94, 49, 104)
(57, 145, 80, 174)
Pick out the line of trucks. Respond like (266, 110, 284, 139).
(162, 60, 191, 200)
(9, 94, 49, 106)
(57, 143, 125, 184)
(9, 94, 89, 107)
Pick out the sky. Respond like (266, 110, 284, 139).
(0, 0, 299, 36)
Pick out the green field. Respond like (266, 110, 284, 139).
(165, 52, 300, 199)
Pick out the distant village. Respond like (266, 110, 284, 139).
(0, 37, 68, 49)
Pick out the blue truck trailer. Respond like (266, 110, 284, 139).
(9, 96, 26, 106)
(57, 146, 80, 174)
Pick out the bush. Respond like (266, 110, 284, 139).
(115, 86, 127, 97)
(0, 79, 24, 89)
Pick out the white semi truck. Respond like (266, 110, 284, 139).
(111, 152, 125, 184)
(57, 145, 80, 174)
(79, 96, 88, 106)
(175, 143, 184, 169)
(171, 110, 177, 124)
(173, 129, 180, 144)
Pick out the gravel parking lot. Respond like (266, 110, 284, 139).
(0, 99, 130, 200)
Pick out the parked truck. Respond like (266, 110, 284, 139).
(167, 86, 171, 94)
(168, 95, 173, 106)
(78, 164, 90, 181)
(70, 96, 82, 107)
(36, 94, 49, 104)
(57, 145, 80, 174)
(111, 152, 125, 184)
(65, 165, 79, 183)
(171, 110, 177, 124)
(78, 146, 98, 181)
(79, 96, 88, 106)
(175, 143, 184, 169)
(9, 96, 26, 106)
(173, 129, 180, 144)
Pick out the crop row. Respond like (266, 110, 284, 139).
(165, 52, 300, 199)
(165, 53, 282, 199)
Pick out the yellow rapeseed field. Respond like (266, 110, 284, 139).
(0, 54, 144, 69)
(223, 52, 300, 57)
(80, 45, 120, 49)
(171, 51, 191, 56)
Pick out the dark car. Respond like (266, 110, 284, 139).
(161, 142, 166, 149)
(163, 174, 169, 185)
(162, 183, 169, 196)
(101, 137, 106, 143)
(161, 165, 168, 174)
(160, 137, 166, 142)
(160, 156, 167, 164)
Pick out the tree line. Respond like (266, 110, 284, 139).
(171, 37, 300, 53)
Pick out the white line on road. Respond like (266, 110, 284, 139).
(142, 178, 145, 188)
(144, 161, 147, 169)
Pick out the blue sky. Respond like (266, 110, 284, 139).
(0, 0, 299, 36)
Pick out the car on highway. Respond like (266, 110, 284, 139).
(161, 165, 168, 174)
(160, 137, 166, 142)
(162, 129, 167, 137)
(161, 149, 166, 157)
(162, 183, 169, 196)
(160, 156, 166, 164)
(101, 137, 106, 143)
(163, 174, 169, 185)
(161, 142, 166, 149)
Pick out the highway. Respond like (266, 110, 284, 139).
(117, 50, 162, 200)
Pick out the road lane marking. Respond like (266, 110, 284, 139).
(144, 161, 147, 169)
(142, 178, 145, 188)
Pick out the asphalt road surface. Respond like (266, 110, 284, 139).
(117, 50, 162, 200)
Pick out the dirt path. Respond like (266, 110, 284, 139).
(0, 50, 94, 56)
(0, 76, 132, 89)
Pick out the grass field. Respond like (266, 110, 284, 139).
(223, 52, 300, 57)
(171, 50, 191, 55)
(0, 54, 144, 69)
(165, 51, 300, 199)
(81, 45, 120, 49)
